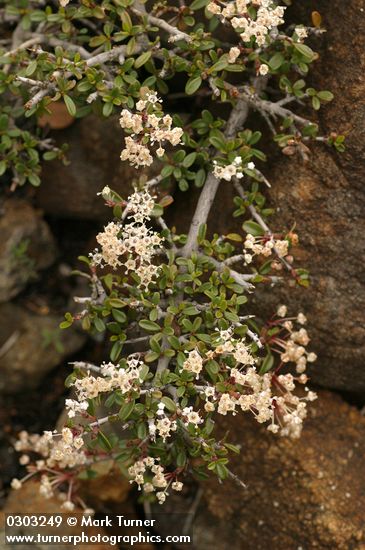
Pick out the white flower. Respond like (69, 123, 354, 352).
(259, 64, 269, 76)
(182, 350, 203, 377)
(11, 478, 22, 490)
(297, 313, 307, 325)
(156, 491, 166, 504)
(228, 47, 240, 63)
(172, 481, 183, 491)
(61, 500, 75, 511)
(295, 26, 308, 41)
(120, 92, 183, 169)
(277, 305, 287, 318)
(207, 2, 221, 15)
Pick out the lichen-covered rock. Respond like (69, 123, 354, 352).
(190, 391, 365, 550)
(0, 200, 57, 303)
(36, 114, 164, 221)
(0, 303, 85, 393)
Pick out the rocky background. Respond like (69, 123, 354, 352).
(0, 1, 364, 549)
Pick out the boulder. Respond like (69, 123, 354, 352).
(0, 481, 111, 550)
(0, 200, 57, 303)
(257, 0, 365, 391)
(167, 1, 365, 392)
(36, 115, 164, 221)
(254, 147, 365, 392)
(159, 392, 365, 549)
(0, 303, 85, 394)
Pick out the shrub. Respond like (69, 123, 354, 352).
(6, 0, 339, 511)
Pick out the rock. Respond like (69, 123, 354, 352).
(0, 200, 57, 303)
(254, 148, 365, 392)
(289, 0, 365, 189)
(256, 0, 365, 391)
(0, 481, 111, 550)
(79, 460, 131, 507)
(168, 392, 365, 550)
(36, 115, 163, 221)
(167, 2, 365, 393)
(0, 303, 85, 394)
(0, 464, 152, 550)
(37, 101, 75, 130)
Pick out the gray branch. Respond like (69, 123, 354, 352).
(181, 98, 249, 258)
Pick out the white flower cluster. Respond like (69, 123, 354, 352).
(207, 0, 285, 46)
(182, 336, 256, 385)
(216, 367, 316, 438)
(182, 349, 204, 377)
(71, 357, 144, 403)
(243, 232, 289, 264)
(209, 329, 257, 365)
(13, 428, 87, 471)
(228, 46, 241, 63)
(148, 403, 177, 442)
(11, 428, 88, 503)
(128, 456, 183, 504)
(91, 188, 163, 288)
(213, 157, 245, 182)
(275, 305, 317, 373)
(120, 91, 183, 168)
(294, 26, 308, 42)
(186, 317, 317, 437)
(181, 406, 204, 427)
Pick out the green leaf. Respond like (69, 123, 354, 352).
(317, 90, 334, 102)
(182, 152, 197, 168)
(119, 400, 135, 421)
(190, 0, 209, 9)
(112, 309, 127, 323)
(97, 430, 113, 451)
(139, 319, 161, 332)
(293, 43, 315, 61)
(312, 96, 321, 110)
(109, 298, 126, 308)
(268, 52, 284, 71)
(137, 422, 147, 439)
(110, 340, 123, 362)
(216, 463, 229, 480)
(134, 51, 152, 69)
(195, 168, 206, 187)
(185, 76, 202, 95)
(259, 352, 274, 375)
(242, 220, 265, 236)
(64, 94, 76, 117)
(226, 233, 242, 242)
(94, 317, 106, 332)
(161, 396, 176, 412)
(28, 174, 41, 187)
(25, 59, 37, 76)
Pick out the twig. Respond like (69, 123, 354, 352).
(181, 98, 249, 258)
(0, 331, 20, 359)
(240, 85, 312, 127)
(198, 254, 254, 290)
(182, 487, 204, 536)
(232, 179, 292, 271)
(227, 469, 247, 489)
(132, 8, 192, 43)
